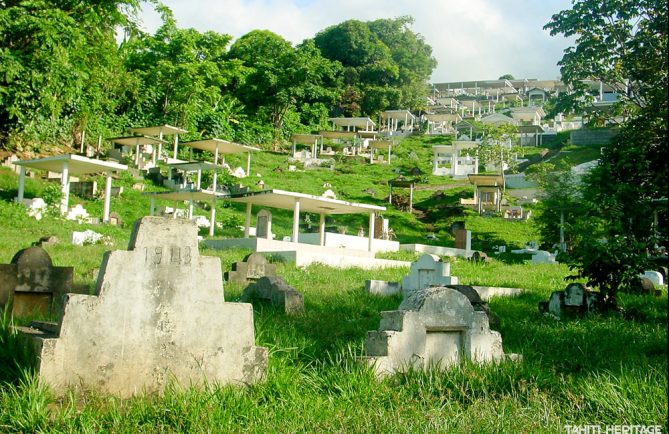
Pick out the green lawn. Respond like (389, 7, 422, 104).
(0, 135, 666, 432)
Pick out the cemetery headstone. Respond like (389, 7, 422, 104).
(450, 221, 466, 235)
(241, 276, 304, 315)
(401, 254, 458, 295)
(363, 286, 516, 377)
(18, 216, 267, 397)
(226, 252, 277, 284)
(538, 283, 600, 319)
(454, 229, 471, 250)
(0, 246, 73, 317)
(531, 250, 557, 264)
(642, 271, 664, 287)
(256, 209, 273, 240)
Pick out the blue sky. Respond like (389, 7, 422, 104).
(139, 0, 575, 83)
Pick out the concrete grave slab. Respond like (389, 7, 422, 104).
(226, 252, 277, 284)
(241, 275, 304, 315)
(365, 280, 401, 296)
(363, 286, 515, 377)
(401, 254, 458, 295)
(20, 216, 267, 397)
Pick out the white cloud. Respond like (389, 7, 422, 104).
(139, 0, 574, 82)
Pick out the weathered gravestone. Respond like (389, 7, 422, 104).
(241, 276, 304, 315)
(363, 286, 516, 377)
(538, 283, 599, 319)
(19, 216, 267, 397)
(454, 229, 471, 251)
(401, 254, 458, 295)
(0, 247, 72, 317)
(256, 209, 272, 239)
(226, 252, 276, 284)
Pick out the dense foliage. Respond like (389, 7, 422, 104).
(0, 4, 436, 150)
(545, 0, 668, 305)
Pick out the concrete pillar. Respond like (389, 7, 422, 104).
(150, 197, 155, 216)
(212, 147, 219, 193)
(209, 202, 216, 236)
(292, 199, 300, 243)
(388, 183, 392, 204)
(188, 199, 193, 219)
(368, 212, 375, 252)
(319, 213, 325, 246)
(173, 201, 179, 219)
(292, 142, 296, 158)
(196, 169, 202, 189)
(157, 130, 163, 163)
(17, 165, 25, 203)
(388, 144, 392, 164)
(60, 161, 69, 214)
(244, 202, 252, 238)
(173, 135, 179, 160)
(247, 152, 251, 178)
(103, 171, 112, 223)
(409, 184, 414, 213)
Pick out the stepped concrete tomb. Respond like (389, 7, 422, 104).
(241, 275, 304, 315)
(363, 286, 514, 377)
(20, 216, 267, 397)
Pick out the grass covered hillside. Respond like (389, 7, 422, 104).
(0, 135, 666, 432)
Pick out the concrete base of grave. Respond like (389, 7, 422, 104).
(365, 280, 402, 296)
(400, 243, 474, 259)
(205, 238, 410, 269)
(299, 233, 399, 253)
(471, 286, 523, 301)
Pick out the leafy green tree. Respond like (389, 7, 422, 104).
(464, 123, 523, 173)
(313, 17, 436, 116)
(498, 74, 515, 80)
(545, 0, 668, 305)
(0, 0, 140, 149)
(227, 30, 340, 136)
(122, 6, 242, 137)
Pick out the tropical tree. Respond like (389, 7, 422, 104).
(227, 30, 340, 136)
(313, 17, 436, 116)
(545, 0, 668, 306)
(121, 6, 243, 137)
(0, 0, 141, 149)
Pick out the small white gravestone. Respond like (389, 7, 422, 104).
(65, 204, 89, 222)
(231, 167, 246, 178)
(23, 217, 267, 397)
(365, 280, 401, 296)
(531, 250, 557, 264)
(363, 286, 513, 377)
(322, 189, 337, 200)
(642, 271, 664, 286)
(256, 209, 273, 240)
(401, 254, 458, 295)
(71, 230, 104, 246)
(21, 198, 47, 220)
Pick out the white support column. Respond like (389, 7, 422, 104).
(188, 199, 193, 219)
(244, 202, 252, 238)
(368, 212, 375, 252)
(157, 130, 163, 163)
(292, 198, 300, 243)
(319, 213, 325, 246)
(212, 146, 219, 193)
(246, 152, 251, 178)
(409, 184, 414, 213)
(17, 166, 25, 203)
(209, 201, 216, 236)
(173, 201, 179, 219)
(134, 142, 140, 167)
(173, 135, 179, 160)
(388, 144, 392, 164)
(150, 197, 155, 216)
(196, 169, 202, 189)
(60, 161, 69, 214)
(292, 142, 296, 158)
(388, 183, 392, 204)
(103, 171, 112, 223)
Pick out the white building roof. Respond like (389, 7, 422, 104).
(15, 154, 127, 175)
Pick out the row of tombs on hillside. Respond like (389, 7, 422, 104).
(10, 216, 521, 397)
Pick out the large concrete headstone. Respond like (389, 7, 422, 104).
(538, 282, 600, 319)
(241, 275, 304, 315)
(454, 229, 471, 251)
(20, 216, 267, 397)
(363, 286, 514, 377)
(0, 247, 73, 317)
(256, 209, 272, 239)
(401, 254, 458, 295)
(226, 252, 277, 284)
